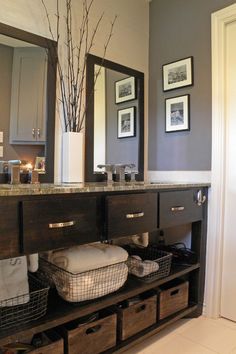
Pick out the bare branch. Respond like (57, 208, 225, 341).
(78, 15, 117, 132)
(41, 0, 56, 41)
(40, 0, 116, 132)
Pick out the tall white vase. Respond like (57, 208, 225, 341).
(62, 131, 84, 183)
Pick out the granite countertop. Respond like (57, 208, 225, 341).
(0, 181, 211, 197)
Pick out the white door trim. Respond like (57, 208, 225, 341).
(206, 3, 236, 318)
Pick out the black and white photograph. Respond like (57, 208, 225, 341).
(115, 76, 136, 103)
(163, 57, 193, 91)
(117, 107, 136, 138)
(165, 95, 190, 132)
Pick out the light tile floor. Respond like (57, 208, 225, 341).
(124, 316, 236, 354)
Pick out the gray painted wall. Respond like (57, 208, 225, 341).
(148, 0, 235, 171)
(0, 44, 43, 163)
(106, 69, 139, 169)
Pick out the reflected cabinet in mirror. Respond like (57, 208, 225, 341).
(85, 54, 144, 182)
(0, 22, 57, 182)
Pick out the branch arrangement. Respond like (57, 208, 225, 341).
(41, 0, 116, 132)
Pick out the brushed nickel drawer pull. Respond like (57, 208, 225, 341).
(126, 212, 144, 219)
(48, 221, 75, 229)
(171, 206, 185, 212)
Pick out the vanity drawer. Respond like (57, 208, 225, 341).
(22, 196, 98, 253)
(159, 190, 204, 228)
(106, 193, 157, 239)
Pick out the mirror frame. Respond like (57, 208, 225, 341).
(85, 53, 144, 182)
(0, 22, 57, 182)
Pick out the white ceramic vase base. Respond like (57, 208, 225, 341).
(62, 132, 84, 183)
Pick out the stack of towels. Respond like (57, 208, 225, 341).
(42, 243, 129, 302)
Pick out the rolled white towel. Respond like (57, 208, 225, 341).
(28, 253, 39, 273)
(128, 256, 159, 277)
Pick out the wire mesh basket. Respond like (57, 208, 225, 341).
(124, 245, 172, 282)
(39, 258, 128, 303)
(0, 273, 49, 330)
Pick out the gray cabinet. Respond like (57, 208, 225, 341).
(9, 47, 47, 144)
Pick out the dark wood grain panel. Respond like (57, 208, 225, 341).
(0, 199, 20, 259)
(106, 193, 158, 239)
(22, 197, 98, 253)
(118, 295, 157, 341)
(159, 189, 203, 228)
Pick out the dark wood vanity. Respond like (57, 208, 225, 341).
(0, 15, 208, 354)
(0, 183, 208, 353)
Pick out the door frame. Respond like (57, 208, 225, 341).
(206, 3, 236, 318)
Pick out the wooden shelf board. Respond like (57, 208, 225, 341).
(0, 263, 200, 346)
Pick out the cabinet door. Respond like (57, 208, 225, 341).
(22, 196, 98, 253)
(10, 47, 47, 144)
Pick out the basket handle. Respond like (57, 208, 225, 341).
(170, 289, 180, 296)
(135, 304, 146, 313)
(86, 324, 102, 335)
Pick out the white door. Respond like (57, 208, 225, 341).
(220, 20, 236, 321)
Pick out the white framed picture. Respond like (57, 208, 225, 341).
(165, 94, 190, 132)
(117, 107, 136, 138)
(115, 76, 136, 104)
(163, 57, 193, 91)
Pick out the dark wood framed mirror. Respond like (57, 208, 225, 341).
(85, 54, 144, 182)
(0, 22, 57, 182)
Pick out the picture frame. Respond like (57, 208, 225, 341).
(162, 57, 193, 92)
(115, 76, 136, 104)
(34, 156, 46, 173)
(165, 94, 190, 133)
(117, 107, 136, 138)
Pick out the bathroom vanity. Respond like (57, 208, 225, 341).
(0, 182, 208, 353)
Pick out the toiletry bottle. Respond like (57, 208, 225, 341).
(158, 230, 165, 245)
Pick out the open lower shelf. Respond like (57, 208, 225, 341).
(0, 263, 200, 346)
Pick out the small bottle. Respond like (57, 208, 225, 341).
(158, 230, 165, 245)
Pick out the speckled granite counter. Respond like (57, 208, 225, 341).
(0, 181, 210, 197)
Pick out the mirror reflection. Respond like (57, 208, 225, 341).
(0, 34, 48, 174)
(93, 65, 139, 172)
(85, 53, 144, 182)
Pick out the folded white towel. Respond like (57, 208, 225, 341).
(47, 243, 128, 273)
(0, 256, 29, 307)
